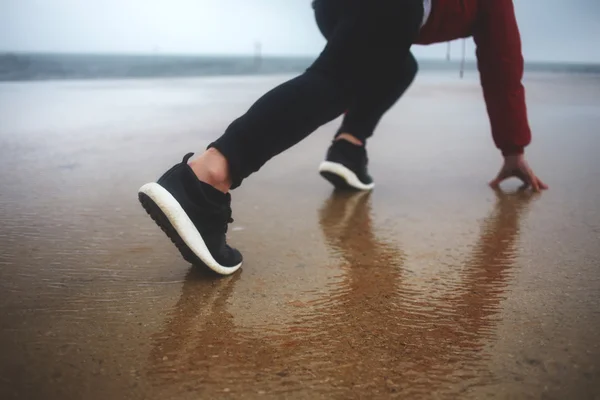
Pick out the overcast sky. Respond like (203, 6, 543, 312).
(1, 0, 599, 63)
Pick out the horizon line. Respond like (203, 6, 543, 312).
(1, 50, 599, 66)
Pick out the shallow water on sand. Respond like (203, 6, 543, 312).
(0, 73, 599, 399)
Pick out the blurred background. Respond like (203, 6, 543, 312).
(1, 0, 600, 81)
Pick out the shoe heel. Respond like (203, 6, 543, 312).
(138, 192, 203, 266)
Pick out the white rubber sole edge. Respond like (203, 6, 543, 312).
(318, 161, 375, 191)
(139, 182, 242, 276)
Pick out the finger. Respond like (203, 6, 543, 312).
(515, 167, 534, 188)
(515, 169, 532, 188)
(489, 179, 501, 188)
(536, 176, 549, 190)
(489, 169, 511, 188)
(529, 172, 540, 192)
(489, 177, 505, 188)
(523, 166, 545, 192)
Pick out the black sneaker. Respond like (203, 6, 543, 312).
(318, 140, 375, 191)
(138, 153, 242, 275)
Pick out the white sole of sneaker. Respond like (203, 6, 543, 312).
(318, 161, 375, 191)
(138, 182, 242, 275)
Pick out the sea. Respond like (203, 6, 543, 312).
(2, 53, 600, 82)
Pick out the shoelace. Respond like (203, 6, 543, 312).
(216, 206, 234, 235)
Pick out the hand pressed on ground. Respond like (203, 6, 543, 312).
(490, 154, 549, 192)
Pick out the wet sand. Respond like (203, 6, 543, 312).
(1, 72, 599, 399)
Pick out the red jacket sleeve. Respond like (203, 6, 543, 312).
(473, 0, 531, 155)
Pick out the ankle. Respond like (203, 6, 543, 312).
(189, 148, 232, 193)
(336, 133, 364, 146)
